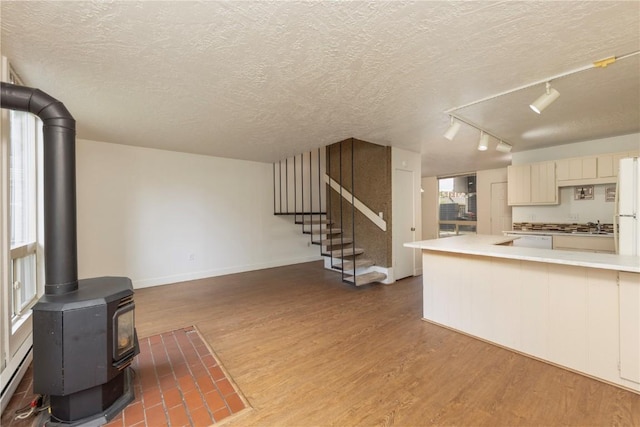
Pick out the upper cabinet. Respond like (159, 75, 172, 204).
(557, 151, 637, 186)
(508, 161, 557, 206)
(507, 150, 638, 206)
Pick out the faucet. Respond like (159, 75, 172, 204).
(596, 220, 601, 233)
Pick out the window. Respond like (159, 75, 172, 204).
(438, 174, 477, 237)
(7, 67, 42, 322)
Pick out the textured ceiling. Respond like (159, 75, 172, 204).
(1, 1, 639, 177)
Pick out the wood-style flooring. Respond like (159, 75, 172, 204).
(134, 260, 640, 426)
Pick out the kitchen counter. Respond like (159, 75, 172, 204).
(405, 234, 639, 273)
(407, 234, 640, 393)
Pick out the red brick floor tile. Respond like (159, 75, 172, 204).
(189, 405, 214, 426)
(208, 365, 225, 381)
(2, 327, 248, 427)
(225, 392, 245, 414)
(182, 389, 205, 410)
(162, 387, 183, 409)
(142, 387, 163, 408)
(159, 374, 178, 391)
(155, 363, 173, 378)
(196, 375, 215, 394)
(173, 363, 191, 378)
(178, 374, 196, 392)
(215, 378, 235, 397)
(204, 390, 227, 412)
(168, 404, 190, 427)
(212, 406, 231, 423)
(144, 403, 169, 427)
(200, 354, 216, 367)
(123, 401, 145, 425)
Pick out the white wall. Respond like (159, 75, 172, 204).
(511, 132, 638, 224)
(76, 139, 321, 288)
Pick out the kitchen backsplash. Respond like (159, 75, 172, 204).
(513, 222, 614, 234)
(512, 184, 615, 224)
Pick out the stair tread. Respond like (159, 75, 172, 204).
(302, 219, 332, 225)
(327, 248, 364, 258)
(335, 259, 374, 271)
(320, 237, 353, 246)
(345, 272, 387, 286)
(311, 228, 342, 235)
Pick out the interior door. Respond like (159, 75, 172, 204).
(394, 168, 415, 280)
(491, 182, 512, 235)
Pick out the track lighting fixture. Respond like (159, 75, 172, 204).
(443, 116, 461, 140)
(529, 82, 560, 114)
(477, 131, 489, 151)
(496, 140, 512, 153)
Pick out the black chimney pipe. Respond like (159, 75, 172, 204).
(1, 82, 78, 295)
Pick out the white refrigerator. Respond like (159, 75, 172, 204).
(615, 157, 640, 256)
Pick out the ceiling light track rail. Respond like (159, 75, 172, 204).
(444, 50, 639, 115)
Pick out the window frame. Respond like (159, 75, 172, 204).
(0, 59, 45, 383)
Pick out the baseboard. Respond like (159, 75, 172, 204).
(132, 255, 324, 289)
(0, 337, 33, 416)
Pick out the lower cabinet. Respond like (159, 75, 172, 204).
(552, 235, 615, 254)
(422, 251, 640, 393)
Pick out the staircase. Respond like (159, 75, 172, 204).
(273, 146, 388, 286)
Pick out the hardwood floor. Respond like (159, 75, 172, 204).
(134, 261, 640, 426)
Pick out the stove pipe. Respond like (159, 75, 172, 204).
(1, 82, 78, 295)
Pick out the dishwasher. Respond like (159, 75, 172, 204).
(505, 234, 553, 249)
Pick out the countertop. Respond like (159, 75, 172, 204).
(405, 234, 639, 273)
(504, 230, 614, 238)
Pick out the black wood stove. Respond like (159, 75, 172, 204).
(1, 83, 139, 426)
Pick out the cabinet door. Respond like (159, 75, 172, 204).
(569, 158, 583, 180)
(531, 162, 557, 204)
(507, 164, 531, 205)
(598, 155, 614, 178)
(582, 157, 597, 179)
(556, 159, 569, 181)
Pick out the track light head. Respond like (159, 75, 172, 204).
(477, 131, 489, 151)
(443, 117, 461, 141)
(496, 140, 512, 153)
(530, 82, 560, 114)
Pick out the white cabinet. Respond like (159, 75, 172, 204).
(507, 164, 530, 205)
(421, 249, 640, 392)
(557, 156, 597, 182)
(597, 152, 634, 178)
(557, 151, 637, 186)
(531, 161, 558, 204)
(552, 235, 615, 254)
(508, 161, 556, 206)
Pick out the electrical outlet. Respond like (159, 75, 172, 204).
(568, 213, 579, 221)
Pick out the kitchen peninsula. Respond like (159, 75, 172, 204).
(405, 235, 640, 393)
